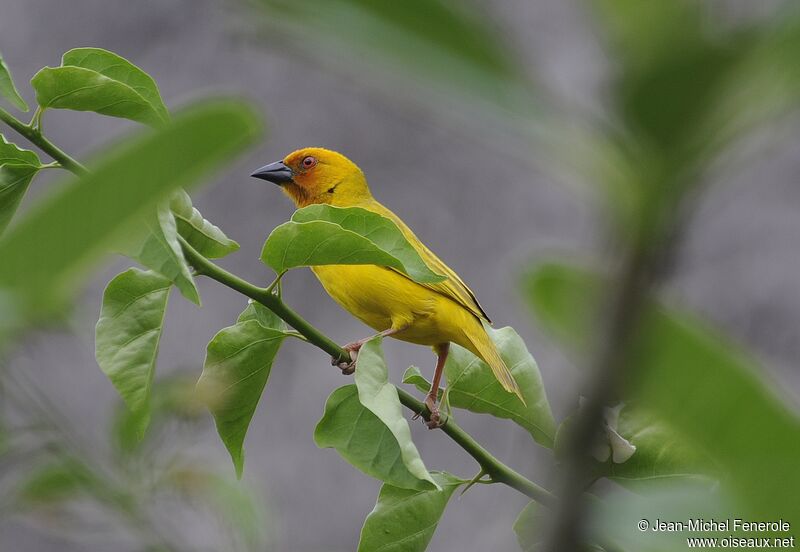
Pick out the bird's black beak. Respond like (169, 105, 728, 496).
(250, 161, 294, 185)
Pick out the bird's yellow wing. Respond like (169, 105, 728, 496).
(366, 201, 491, 323)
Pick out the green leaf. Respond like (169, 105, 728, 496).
(445, 325, 556, 447)
(169, 189, 239, 259)
(0, 100, 262, 319)
(0, 164, 39, 236)
(357, 471, 462, 552)
(123, 203, 200, 304)
(354, 337, 437, 489)
(0, 134, 40, 166)
(525, 263, 800, 522)
(95, 268, 171, 439)
(0, 53, 28, 112)
(402, 365, 436, 396)
(197, 319, 287, 478)
(315, 385, 436, 491)
(261, 205, 445, 283)
(0, 135, 42, 235)
(237, 300, 289, 332)
(62, 48, 169, 123)
(31, 48, 170, 127)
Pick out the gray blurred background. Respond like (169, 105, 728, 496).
(1, 0, 798, 550)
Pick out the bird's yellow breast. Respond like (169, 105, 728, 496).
(310, 264, 467, 347)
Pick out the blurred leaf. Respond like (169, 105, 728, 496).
(353, 337, 437, 490)
(357, 471, 462, 552)
(169, 189, 239, 259)
(525, 262, 800, 522)
(17, 458, 97, 505)
(0, 99, 262, 318)
(0, 164, 39, 236)
(554, 403, 712, 489)
(255, 0, 530, 113)
(31, 48, 170, 128)
(262, 205, 445, 283)
(62, 48, 169, 123)
(123, 204, 200, 304)
(112, 374, 205, 455)
(315, 385, 436, 491)
(513, 501, 541, 552)
(514, 501, 606, 552)
(95, 268, 171, 439)
(237, 300, 289, 332)
(167, 469, 268, 548)
(0, 53, 28, 112)
(587, 484, 730, 552)
(197, 319, 287, 478)
(445, 325, 555, 447)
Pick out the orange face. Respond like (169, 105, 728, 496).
(253, 147, 371, 208)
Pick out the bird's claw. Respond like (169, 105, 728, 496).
(331, 345, 359, 375)
(423, 395, 443, 430)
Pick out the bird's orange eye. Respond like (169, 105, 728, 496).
(301, 156, 317, 169)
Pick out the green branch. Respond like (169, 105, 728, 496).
(0, 107, 88, 175)
(0, 110, 555, 506)
(180, 238, 554, 504)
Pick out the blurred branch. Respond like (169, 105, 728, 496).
(180, 237, 555, 505)
(0, 107, 87, 175)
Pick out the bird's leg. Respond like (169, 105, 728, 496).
(332, 326, 403, 375)
(424, 343, 449, 429)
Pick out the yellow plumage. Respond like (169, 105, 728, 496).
(254, 147, 522, 422)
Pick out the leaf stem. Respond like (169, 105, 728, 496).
(396, 388, 555, 505)
(0, 106, 87, 175)
(179, 236, 350, 365)
(179, 235, 555, 506)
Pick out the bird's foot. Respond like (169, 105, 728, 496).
(331, 341, 362, 375)
(424, 394, 443, 430)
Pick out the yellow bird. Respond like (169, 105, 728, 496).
(251, 147, 522, 427)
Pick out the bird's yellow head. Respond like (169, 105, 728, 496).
(251, 147, 372, 208)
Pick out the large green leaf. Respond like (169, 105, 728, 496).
(354, 337, 437, 489)
(357, 471, 462, 552)
(0, 53, 28, 112)
(261, 205, 445, 283)
(123, 204, 200, 304)
(62, 48, 169, 123)
(525, 263, 800, 523)
(444, 325, 555, 447)
(95, 268, 171, 439)
(0, 100, 262, 318)
(169, 189, 239, 259)
(315, 385, 436, 491)
(31, 48, 170, 128)
(197, 319, 287, 478)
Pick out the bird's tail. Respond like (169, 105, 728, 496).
(460, 318, 525, 404)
